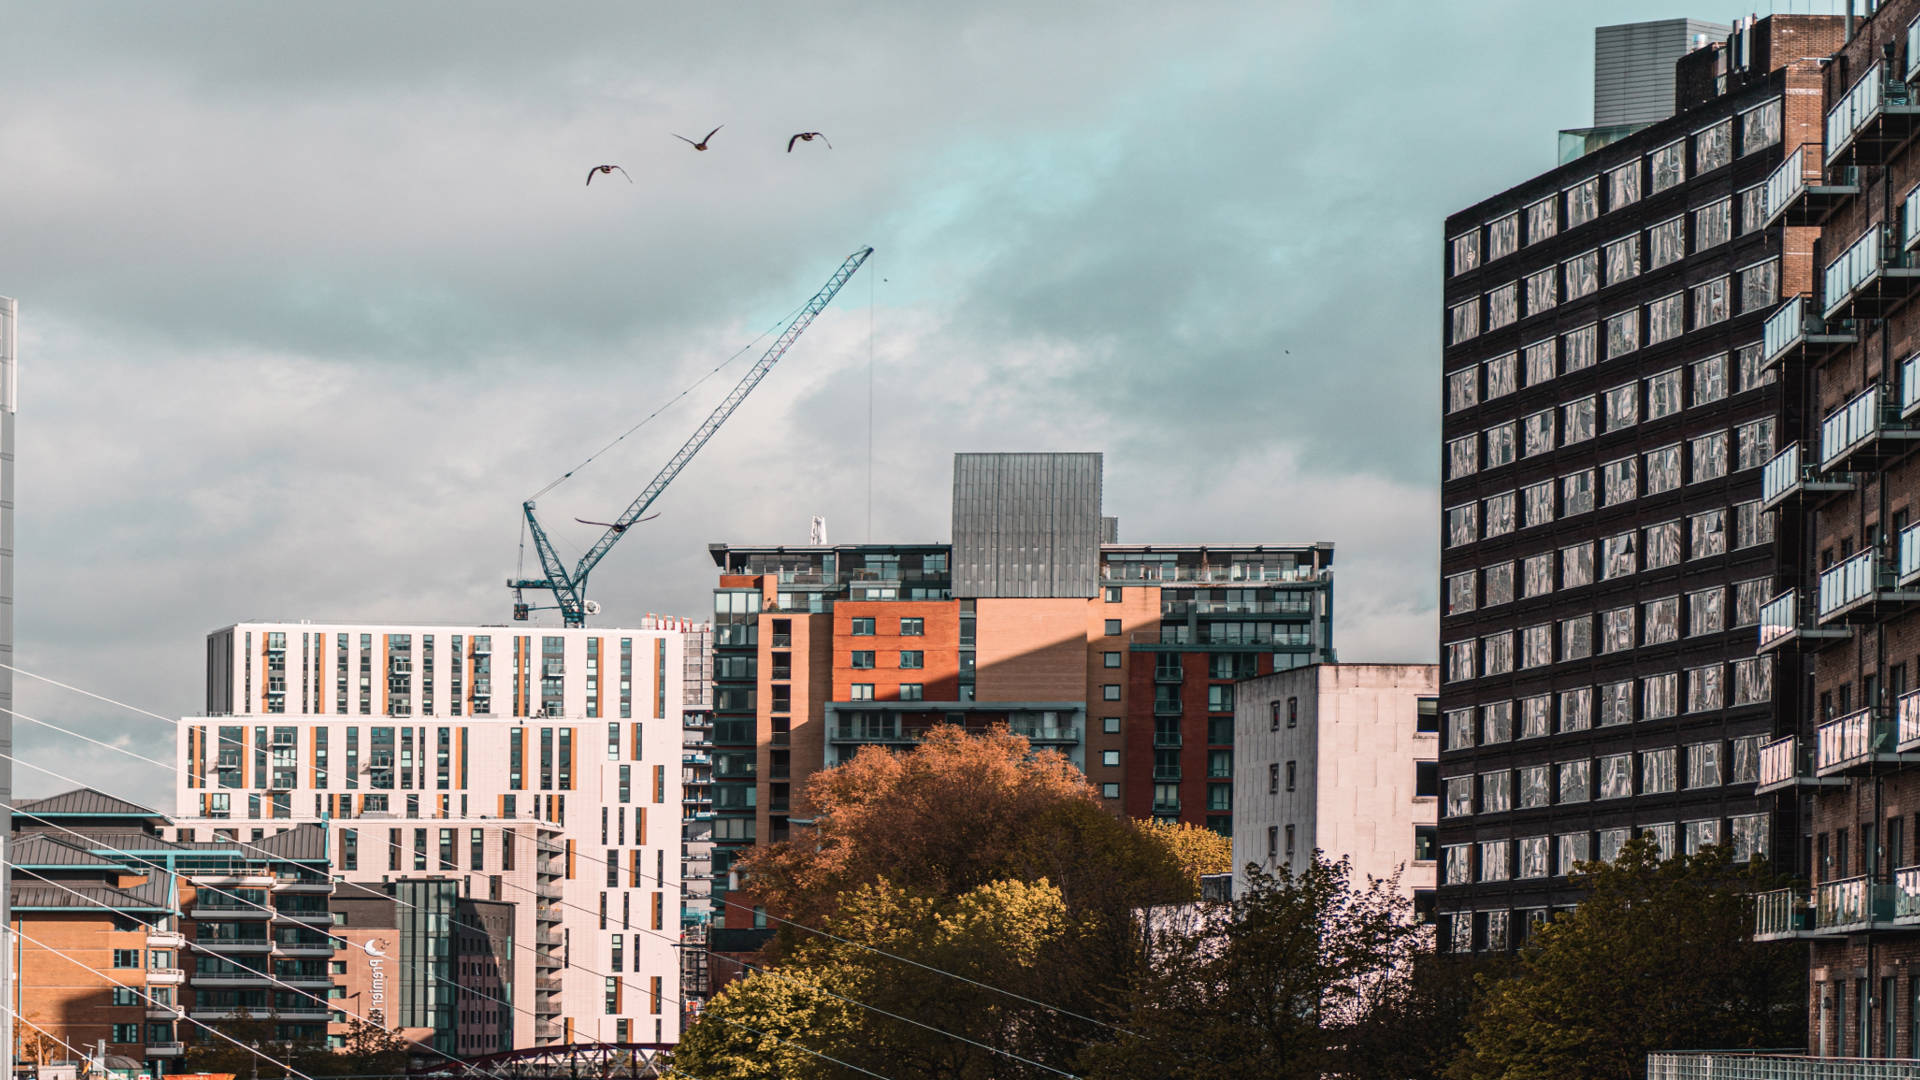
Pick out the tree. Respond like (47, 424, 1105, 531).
(1450, 838, 1804, 1080)
(1137, 819, 1232, 893)
(674, 877, 1073, 1080)
(1080, 854, 1427, 1080)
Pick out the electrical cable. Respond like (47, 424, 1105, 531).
(2, 660, 1145, 1039)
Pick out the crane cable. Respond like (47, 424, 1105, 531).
(526, 298, 813, 504)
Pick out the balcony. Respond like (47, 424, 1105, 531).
(1897, 688, 1920, 752)
(1815, 707, 1919, 775)
(147, 929, 186, 949)
(1649, 1052, 1920, 1080)
(1817, 547, 1920, 624)
(1758, 589, 1851, 653)
(1760, 443, 1855, 512)
(1753, 887, 1817, 941)
(1153, 730, 1182, 748)
(1817, 874, 1895, 932)
(1762, 294, 1857, 373)
(1827, 62, 1920, 166)
(1153, 665, 1183, 684)
(147, 1044, 185, 1057)
(1826, 225, 1920, 322)
(189, 971, 273, 988)
(146, 967, 186, 985)
(1007, 721, 1081, 744)
(1822, 383, 1920, 471)
(194, 936, 272, 954)
(1756, 736, 1844, 794)
(1763, 143, 1860, 228)
(272, 938, 336, 957)
(1150, 800, 1181, 816)
(146, 1003, 184, 1021)
(1153, 699, 1181, 717)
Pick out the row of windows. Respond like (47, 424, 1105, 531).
(1447, 590, 1768, 680)
(1447, 331, 1771, 418)
(1449, 99, 1780, 277)
(1443, 736, 1762, 822)
(1451, 259, 1778, 347)
(1449, 408, 1773, 485)
(1447, 469, 1770, 553)
(1440, 660, 1771, 750)
(849, 650, 924, 669)
(1446, 538, 1769, 619)
(848, 617, 925, 636)
(846, 683, 926, 701)
(1443, 815, 1769, 893)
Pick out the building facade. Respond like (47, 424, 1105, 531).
(705, 451, 1335, 927)
(1438, 15, 1843, 955)
(173, 622, 686, 1047)
(1230, 663, 1440, 916)
(1743, 0, 1920, 1061)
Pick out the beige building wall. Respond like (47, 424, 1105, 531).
(1232, 664, 1439, 901)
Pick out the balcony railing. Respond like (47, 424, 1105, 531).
(1821, 383, 1920, 471)
(1753, 887, 1813, 941)
(147, 1044, 185, 1057)
(1899, 688, 1920, 752)
(1759, 589, 1851, 653)
(1648, 1052, 1920, 1080)
(1826, 224, 1920, 321)
(1818, 546, 1920, 623)
(1827, 61, 1920, 166)
(1816, 873, 1894, 931)
(1153, 699, 1181, 717)
(1764, 143, 1860, 228)
(1756, 736, 1843, 793)
(1897, 866, 1920, 923)
(1763, 294, 1857, 372)
(1760, 443, 1855, 511)
(1153, 665, 1183, 684)
(1816, 707, 1896, 775)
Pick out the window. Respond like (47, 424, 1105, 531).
(1485, 422, 1516, 467)
(1650, 140, 1685, 192)
(1558, 759, 1591, 802)
(1482, 701, 1514, 743)
(1642, 672, 1678, 719)
(1602, 457, 1636, 506)
(1519, 765, 1550, 809)
(1103, 717, 1121, 734)
(849, 684, 874, 700)
(1445, 570, 1476, 615)
(1446, 435, 1477, 480)
(1526, 265, 1558, 314)
(1561, 541, 1593, 588)
(1518, 835, 1550, 879)
(1649, 219, 1684, 270)
(1600, 681, 1633, 725)
(1102, 750, 1120, 767)
(112, 949, 141, 968)
(110, 1024, 141, 1045)
(1693, 354, 1728, 406)
(899, 651, 924, 669)
(1599, 753, 1633, 799)
(1520, 695, 1551, 739)
(1102, 651, 1121, 669)
(1519, 554, 1551, 598)
(1480, 840, 1511, 882)
(1643, 596, 1679, 646)
(900, 617, 924, 636)
(1558, 832, 1590, 875)
(1567, 177, 1599, 228)
(1104, 619, 1121, 636)
(1691, 508, 1727, 559)
(1445, 640, 1475, 683)
(1604, 234, 1641, 286)
(1644, 520, 1682, 570)
(1561, 468, 1594, 514)
(1416, 761, 1440, 797)
(1740, 99, 1781, 152)
(1736, 417, 1775, 471)
(1688, 588, 1725, 637)
(1521, 624, 1551, 668)
(1447, 367, 1479, 413)
(1740, 259, 1779, 313)
(1565, 251, 1600, 301)
(1605, 381, 1639, 431)
(1101, 783, 1119, 798)
(1609, 159, 1640, 209)
(1641, 748, 1677, 794)
(1489, 213, 1519, 261)
(1523, 480, 1555, 528)
(1450, 300, 1479, 344)
(1415, 825, 1438, 862)
(1444, 775, 1473, 818)
(1488, 282, 1518, 329)
(1481, 631, 1513, 676)
(1445, 708, 1474, 751)
(850, 651, 875, 669)
(1270, 763, 1282, 795)
(1644, 445, 1680, 494)
(1690, 430, 1728, 483)
(1694, 199, 1732, 251)
(1607, 308, 1639, 359)
(1687, 741, 1723, 789)
(1739, 183, 1765, 233)
(1563, 396, 1597, 443)
(848, 617, 876, 636)
(1444, 844, 1472, 886)
(1560, 687, 1592, 732)
(1286, 761, 1297, 792)
(899, 683, 923, 701)
(1102, 684, 1121, 701)
(1522, 410, 1555, 457)
(1559, 615, 1592, 661)
(1484, 491, 1515, 538)
(1524, 338, 1556, 385)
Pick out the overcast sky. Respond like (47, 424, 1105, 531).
(0, 1, 1850, 807)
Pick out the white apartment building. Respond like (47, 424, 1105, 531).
(173, 622, 686, 1047)
(1231, 663, 1439, 916)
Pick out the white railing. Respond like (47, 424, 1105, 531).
(1817, 547, 1878, 618)
(1757, 736, 1800, 790)
(1758, 590, 1798, 650)
(1899, 865, 1920, 920)
(1821, 383, 1882, 468)
(1763, 295, 1807, 366)
(1763, 143, 1816, 224)
(1760, 443, 1802, 506)
(1827, 62, 1886, 162)
(1816, 707, 1882, 773)
(1904, 353, 1920, 417)
(1903, 523, 1920, 584)
(1825, 224, 1885, 318)
(1900, 686, 1920, 750)
(1817, 873, 1891, 929)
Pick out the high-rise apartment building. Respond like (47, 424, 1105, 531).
(1729, 0, 1920, 1062)
(1438, 15, 1843, 955)
(705, 452, 1334, 926)
(1230, 664, 1440, 914)
(173, 622, 687, 1046)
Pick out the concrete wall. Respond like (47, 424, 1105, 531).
(1232, 664, 1439, 900)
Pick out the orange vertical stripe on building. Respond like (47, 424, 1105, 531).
(497, 794, 508, 818)
(564, 1017, 574, 1044)
(566, 838, 576, 879)
(629, 849, 640, 888)
(630, 723, 641, 759)
(651, 891, 662, 930)
(458, 727, 468, 788)
(567, 726, 577, 791)
(649, 976, 661, 1014)
(635, 805, 646, 846)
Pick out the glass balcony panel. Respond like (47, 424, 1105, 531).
(1760, 443, 1800, 506)
(1757, 590, 1797, 650)
(1762, 295, 1805, 366)
(1825, 225, 1885, 318)
(1817, 548, 1877, 618)
(1827, 63, 1885, 162)
(1820, 383, 1882, 468)
(1816, 707, 1888, 773)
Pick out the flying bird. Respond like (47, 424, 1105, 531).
(672, 126, 723, 151)
(787, 132, 832, 152)
(585, 164, 632, 186)
(575, 513, 661, 533)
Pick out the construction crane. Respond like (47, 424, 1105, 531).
(509, 245, 874, 626)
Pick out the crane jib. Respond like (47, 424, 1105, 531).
(512, 246, 874, 626)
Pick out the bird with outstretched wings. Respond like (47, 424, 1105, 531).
(575, 513, 661, 534)
(585, 164, 631, 186)
(787, 132, 832, 152)
(672, 126, 723, 151)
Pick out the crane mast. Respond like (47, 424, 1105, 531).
(510, 246, 874, 626)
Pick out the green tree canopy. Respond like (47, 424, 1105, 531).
(1450, 838, 1804, 1080)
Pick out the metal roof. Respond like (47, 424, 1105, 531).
(13, 788, 166, 820)
(10, 869, 174, 914)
